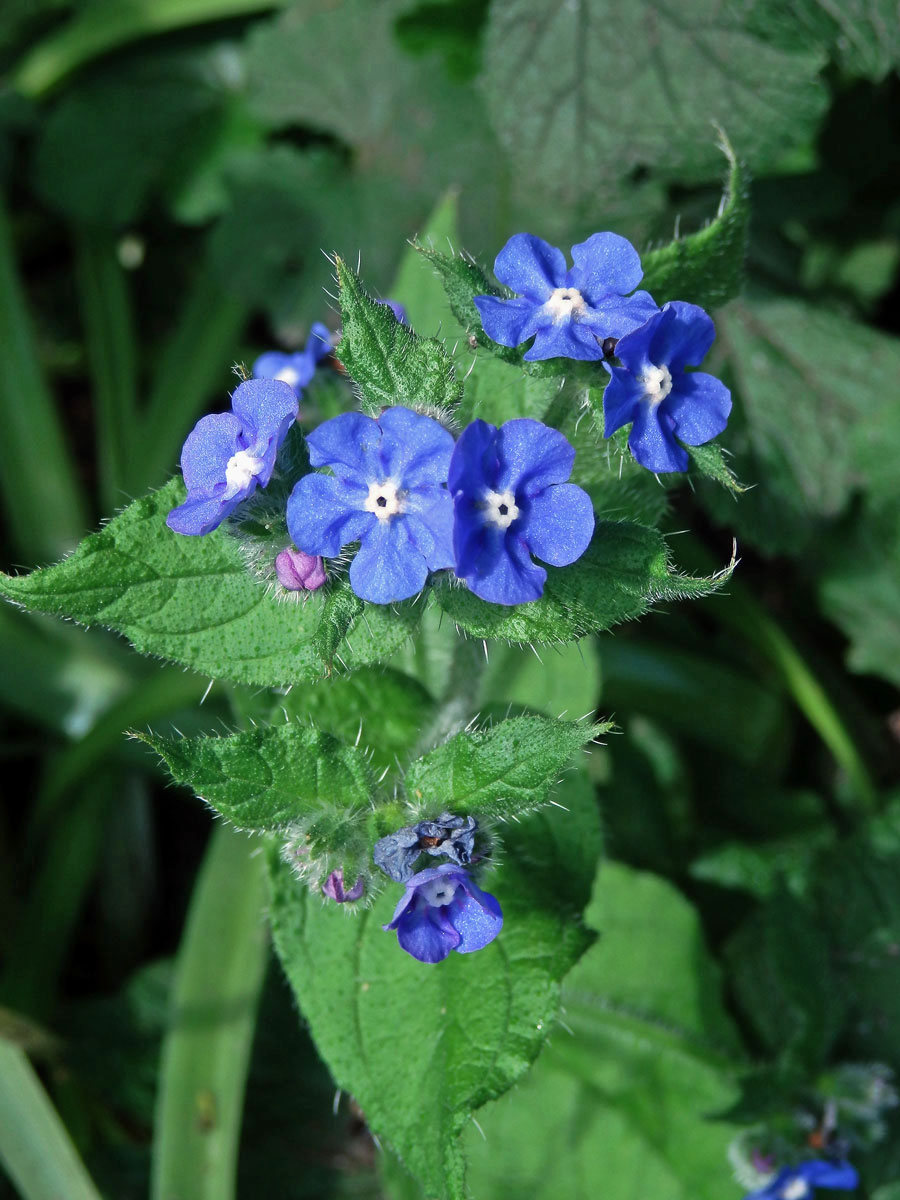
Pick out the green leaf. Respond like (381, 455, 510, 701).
(313, 581, 364, 672)
(268, 769, 601, 1200)
(0, 481, 420, 689)
(481, 0, 827, 198)
(432, 521, 733, 644)
(742, 0, 900, 82)
(685, 441, 747, 494)
(335, 256, 463, 418)
(481, 637, 600, 723)
(138, 722, 373, 832)
(405, 714, 608, 823)
(460, 862, 742, 1200)
(641, 134, 748, 311)
(389, 190, 463, 337)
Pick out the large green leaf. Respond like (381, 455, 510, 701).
(268, 770, 601, 1200)
(0, 481, 420, 689)
(743, 0, 900, 81)
(139, 723, 374, 831)
(432, 521, 732, 644)
(456, 862, 742, 1200)
(405, 714, 609, 823)
(481, 0, 827, 198)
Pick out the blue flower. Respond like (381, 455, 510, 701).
(166, 378, 298, 536)
(383, 863, 503, 963)
(286, 407, 455, 604)
(448, 418, 594, 605)
(603, 300, 732, 473)
(253, 322, 332, 397)
(474, 232, 659, 361)
(373, 812, 478, 882)
(743, 1159, 859, 1199)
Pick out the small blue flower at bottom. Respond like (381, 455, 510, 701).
(383, 863, 503, 963)
(449, 418, 594, 605)
(743, 1159, 859, 1200)
(286, 406, 455, 604)
(253, 321, 332, 397)
(603, 300, 731, 473)
(166, 378, 298, 536)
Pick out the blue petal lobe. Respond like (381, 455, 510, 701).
(307, 321, 333, 361)
(350, 518, 428, 603)
(523, 319, 604, 361)
(461, 527, 547, 606)
(448, 419, 500, 497)
(166, 492, 241, 537)
(801, 1160, 860, 1189)
(180, 413, 241, 493)
(584, 290, 660, 340)
(496, 418, 575, 495)
(450, 883, 503, 953)
(287, 474, 372, 557)
(396, 906, 459, 963)
(602, 369, 645, 437)
(665, 373, 732, 445)
(475, 295, 541, 349)
(628, 403, 688, 473)
(252, 351, 292, 381)
(493, 233, 566, 300)
(404, 486, 455, 570)
(568, 232, 644, 299)
(376, 407, 455, 487)
(524, 484, 595, 566)
(231, 378, 298, 447)
(649, 301, 715, 370)
(306, 411, 382, 477)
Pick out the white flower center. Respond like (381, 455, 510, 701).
(364, 478, 405, 521)
(544, 287, 586, 323)
(780, 1179, 809, 1200)
(224, 449, 265, 497)
(482, 489, 519, 530)
(274, 365, 300, 388)
(420, 878, 460, 907)
(640, 363, 673, 406)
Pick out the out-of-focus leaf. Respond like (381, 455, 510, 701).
(481, 637, 600, 722)
(690, 829, 836, 900)
(743, 0, 900, 81)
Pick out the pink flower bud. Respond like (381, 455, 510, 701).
(275, 547, 327, 592)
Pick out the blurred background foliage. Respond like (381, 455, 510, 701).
(1, 0, 899, 1197)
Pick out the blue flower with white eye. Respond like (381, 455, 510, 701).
(743, 1159, 858, 1200)
(383, 863, 503, 963)
(448, 417, 594, 606)
(166, 378, 298, 536)
(253, 322, 332, 397)
(603, 300, 732, 473)
(474, 232, 658, 362)
(286, 407, 455, 604)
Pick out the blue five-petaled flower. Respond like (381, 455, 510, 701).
(253, 322, 332, 397)
(384, 863, 503, 964)
(743, 1159, 859, 1200)
(166, 378, 298, 536)
(449, 417, 594, 605)
(603, 300, 732, 473)
(286, 407, 455, 604)
(474, 232, 658, 361)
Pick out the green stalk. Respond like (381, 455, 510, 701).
(0, 193, 88, 563)
(0, 1040, 103, 1200)
(73, 226, 139, 514)
(13, 0, 283, 99)
(135, 268, 248, 495)
(151, 823, 268, 1200)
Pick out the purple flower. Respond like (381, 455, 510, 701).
(286, 407, 455, 604)
(474, 232, 658, 362)
(373, 812, 478, 882)
(448, 418, 594, 605)
(322, 869, 364, 903)
(383, 863, 502, 963)
(743, 1160, 858, 1199)
(166, 378, 298, 536)
(603, 301, 732, 473)
(253, 322, 332, 397)
(275, 547, 327, 592)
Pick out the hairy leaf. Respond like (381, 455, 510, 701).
(0, 482, 420, 688)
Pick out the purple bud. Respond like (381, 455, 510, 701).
(275, 547, 327, 592)
(322, 869, 364, 903)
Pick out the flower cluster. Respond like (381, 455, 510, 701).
(475, 232, 732, 473)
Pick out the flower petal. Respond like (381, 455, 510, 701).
(450, 883, 503, 953)
(612, 307, 670, 375)
(649, 301, 716, 370)
(665, 373, 732, 446)
(286, 473, 372, 557)
(461, 527, 547, 606)
(376, 407, 455, 487)
(496, 418, 575, 495)
(523, 319, 604, 361)
(306, 411, 382, 477)
(404, 486, 455, 571)
(801, 1160, 860, 1190)
(350, 517, 428, 603)
(628, 403, 688, 473)
(252, 351, 293, 381)
(166, 492, 242, 537)
(568, 232, 644, 300)
(180, 413, 241, 494)
(474, 295, 541, 349)
(307, 321, 333, 361)
(602, 368, 645, 437)
(493, 233, 566, 300)
(583, 290, 660, 340)
(523, 484, 594, 567)
(396, 905, 460, 963)
(448, 419, 501, 497)
(231, 378, 298, 447)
